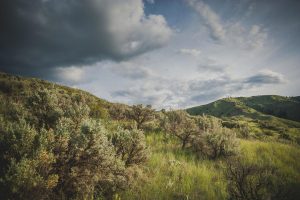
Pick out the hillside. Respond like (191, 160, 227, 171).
(186, 95, 300, 122)
(1, 72, 300, 200)
(0, 72, 116, 120)
(186, 96, 300, 143)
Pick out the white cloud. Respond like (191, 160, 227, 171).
(185, 0, 268, 50)
(56, 66, 85, 84)
(102, 0, 173, 57)
(186, 0, 226, 41)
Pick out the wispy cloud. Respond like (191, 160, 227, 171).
(177, 48, 201, 57)
(111, 69, 286, 108)
(197, 58, 226, 72)
(185, 0, 268, 50)
(109, 62, 154, 80)
(186, 0, 226, 41)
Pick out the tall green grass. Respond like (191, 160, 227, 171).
(239, 140, 300, 178)
(118, 133, 300, 200)
(119, 133, 228, 200)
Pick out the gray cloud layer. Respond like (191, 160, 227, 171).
(112, 69, 286, 108)
(244, 70, 286, 85)
(0, 0, 172, 76)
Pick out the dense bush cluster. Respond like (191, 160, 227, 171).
(109, 104, 155, 130)
(162, 111, 238, 159)
(0, 88, 148, 200)
(192, 119, 238, 159)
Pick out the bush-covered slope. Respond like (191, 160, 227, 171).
(0, 72, 114, 119)
(186, 95, 300, 122)
(0, 72, 148, 199)
(1, 72, 300, 200)
(186, 96, 300, 143)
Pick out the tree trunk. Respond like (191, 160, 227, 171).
(181, 140, 187, 149)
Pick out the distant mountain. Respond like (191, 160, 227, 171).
(186, 95, 300, 122)
(186, 95, 300, 142)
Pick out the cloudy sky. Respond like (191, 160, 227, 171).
(1, 0, 300, 108)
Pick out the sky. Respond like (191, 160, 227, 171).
(1, 0, 300, 109)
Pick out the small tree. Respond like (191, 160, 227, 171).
(126, 104, 155, 130)
(165, 111, 198, 149)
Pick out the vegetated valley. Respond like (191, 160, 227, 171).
(1, 72, 300, 200)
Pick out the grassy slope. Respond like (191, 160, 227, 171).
(0, 72, 115, 119)
(0, 72, 109, 103)
(119, 132, 300, 200)
(186, 95, 300, 122)
(186, 96, 300, 143)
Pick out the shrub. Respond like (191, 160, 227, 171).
(164, 110, 198, 149)
(238, 124, 251, 138)
(109, 128, 148, 166)
(0, 89, 149, 199)
(53, 118, 126, 199)
(192, 117, 238, 159)
(109, 103, 129, 120)
(26, 88, 63, 129)
(226, 157, 295, 200)
(126, 104, 155, 130)
(0, 117, 57, 200)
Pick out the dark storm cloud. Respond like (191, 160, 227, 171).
(0, 0, 172, 77)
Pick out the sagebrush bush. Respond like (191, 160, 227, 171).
(226, 156, 296, 200)
(0, 88, 148, 200)
(192, 117, 238, 159)
(126, 104, 155, 130)
(164, 110, 198, 149)
(109, 128, 148, 166)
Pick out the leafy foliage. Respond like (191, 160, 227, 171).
(0, 77, 148, 199)
(109, 128, 148, 166)
(192, 116, 238, 159)
(126, 104, 155, 130)
(163, 110, 198, 149)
